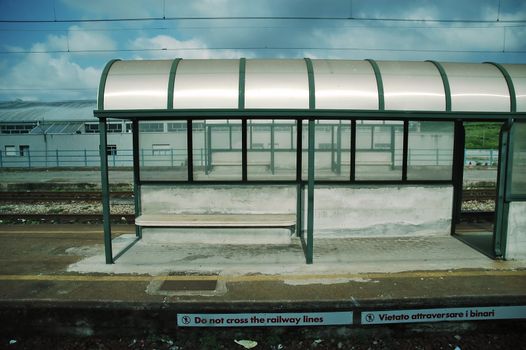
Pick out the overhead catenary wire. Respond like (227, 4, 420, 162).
(1, 15, 526, 24)
(1, 46, 524, 55)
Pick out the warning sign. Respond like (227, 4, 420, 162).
(178, 311, 353, 327)
(362, 306, 526, 325)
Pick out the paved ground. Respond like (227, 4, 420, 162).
(0, 223, 524, 344)
(1, 224, 525, 306)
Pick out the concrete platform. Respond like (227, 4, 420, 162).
(0, 223, 525, 336)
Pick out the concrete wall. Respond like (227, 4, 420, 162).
(505, 201, 526, 260)
(140, 184, 453, 238)
(307, 185, 453, 237)
(140, 185, 297, 215)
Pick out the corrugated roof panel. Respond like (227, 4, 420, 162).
(0, 100, 96, 122)
(503, 64, 526, 112)
(378, 61, 445, 111)
(442, 62, 511, 112)
(173, 59, 239, 109)
(312, 59, 378, 110)
(244, 59, 309, 109)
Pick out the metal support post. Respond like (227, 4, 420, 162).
(187, 120, 194, 181)
(336, 121, 342, 175)
(350, 120, 356, 181)
(242, 119, 248, 181)
(402, 121, 409, 181)
(206, 124, 212, 174)
(451, 120, 465, 231)
(390, 125, 395, 170)
(296, 120, 303, 237)
(494, 120, 512, 258)
(132, 120, 142, 239)
(296, 182, 304, 237)
(330, 124, 335, 172)
(270, 120, 275, 174)
(306, 119, 315, 264)
(99, 118, 113, 264)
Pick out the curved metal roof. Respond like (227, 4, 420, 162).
(97, 59, 526, 117)
(0, 100, 96, 122)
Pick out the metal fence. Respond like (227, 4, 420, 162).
(0, 148, 499, 169)
(464, 149, 499, 167)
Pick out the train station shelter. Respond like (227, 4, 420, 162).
(94, 58, 526, 264)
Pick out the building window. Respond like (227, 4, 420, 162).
(107, 123, 123, 133)
(125, 123, 132, 133)
(84, 123, 99, 133)
(106, 145, 117, 156)
(4, 145, 16, 156)
(0, 123, 35, 134)
(168, 122, 187, 132)
(140, 123, 164, 132)
(193, 122, 204, 131)
(19, 145, 29, 156)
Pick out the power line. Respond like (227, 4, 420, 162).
(1, 15, 525, 24)
(1, 46, 524, 55)
(1, 21, 525, 33)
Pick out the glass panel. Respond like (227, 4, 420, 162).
(247, 119, 296, 180)
(355, 121, 403, 180)
(511, 122, 526, 196)
(407, 121, 454, 180)
(302, 120, 351, 180)
(193, 120, 242, 181)
(139, 120, 188, 181)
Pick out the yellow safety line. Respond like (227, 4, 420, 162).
(0, 270, 524, 283)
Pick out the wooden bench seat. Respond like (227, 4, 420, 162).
(135, 213, 296, 232)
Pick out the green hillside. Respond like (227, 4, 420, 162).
(464, 122, 502, 149)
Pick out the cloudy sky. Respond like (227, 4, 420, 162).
(0, 0, 525, 101)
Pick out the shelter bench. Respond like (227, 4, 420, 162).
(135, 213, 296, 234)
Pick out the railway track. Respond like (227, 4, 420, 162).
(0, 189, 495, 224)
(0, 191, 132, 202)
(0, 213, 135, 223)
(0, 189, 495, 202)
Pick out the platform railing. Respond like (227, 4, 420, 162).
(0, 148, 498, 169)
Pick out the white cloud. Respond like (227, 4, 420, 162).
(129, 34, 246, 59)
(68, 26, 117, 51)
(0, 26, 116, 101)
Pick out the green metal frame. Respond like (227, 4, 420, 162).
(427, 60, 451, 112)
(494, 120, 512, 258)
(99, 118, 112, 263)
(97, 59, 120, 111)
(167, 58, 182, 109)
(304, 58, 316, 264)
(365, 59, 384, 111)
(94, 109, 525, 121)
